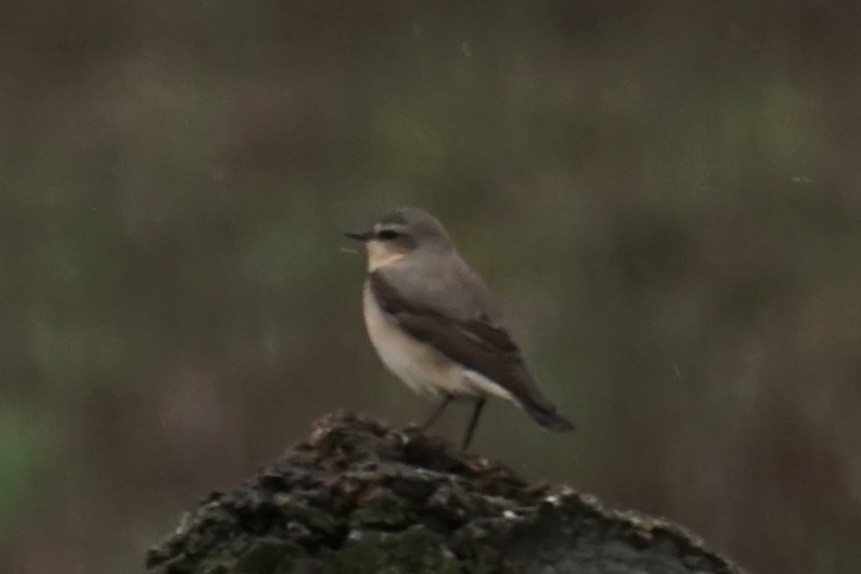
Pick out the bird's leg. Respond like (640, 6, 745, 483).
(462, 397, 486, 450)
(416, 394, 452, 432)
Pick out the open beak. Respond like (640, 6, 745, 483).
(343, 230, 374, 242)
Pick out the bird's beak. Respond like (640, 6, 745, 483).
(343, 230, 374, 242)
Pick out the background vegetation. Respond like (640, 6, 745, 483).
(1, 2, 860, 573)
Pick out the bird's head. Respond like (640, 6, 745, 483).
(344, 206, 452, 270)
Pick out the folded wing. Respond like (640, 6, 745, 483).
(369, 270, 574, 431)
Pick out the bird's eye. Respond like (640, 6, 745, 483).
(377, 229, 399, 240)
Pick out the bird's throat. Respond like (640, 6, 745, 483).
(366, 242, 406, 271)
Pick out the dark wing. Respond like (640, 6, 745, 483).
(369, 270, 573, 430)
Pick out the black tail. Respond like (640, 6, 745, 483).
(522, 401, 575, 432)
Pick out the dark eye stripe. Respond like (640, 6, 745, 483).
(377, 229, 399, 240)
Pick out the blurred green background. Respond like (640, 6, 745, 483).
(2, 1, 860, 573)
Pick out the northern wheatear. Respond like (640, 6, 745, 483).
(345, 206, 574, 449)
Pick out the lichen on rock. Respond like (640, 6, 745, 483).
(146, 411, 746, 574)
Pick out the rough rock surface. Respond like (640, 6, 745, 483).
(146, 410, 747, 574)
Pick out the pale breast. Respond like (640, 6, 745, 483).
(362, 281, 471, 397)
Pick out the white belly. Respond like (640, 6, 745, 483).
(362, 282, 513, 401)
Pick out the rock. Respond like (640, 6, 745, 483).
(146, 410, 746, 574)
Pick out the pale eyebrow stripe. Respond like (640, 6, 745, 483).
(377, 223, 403, 233)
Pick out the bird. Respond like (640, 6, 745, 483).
(345, 206, 574, 449)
